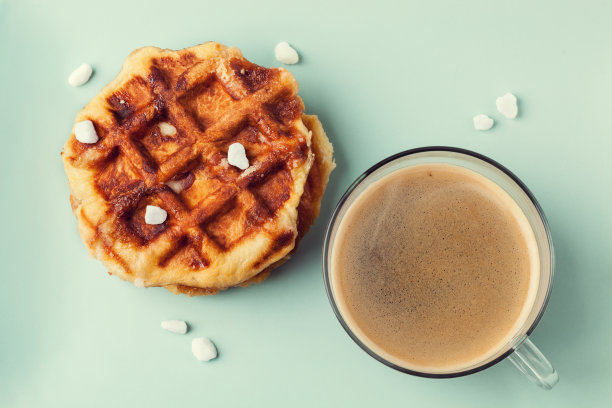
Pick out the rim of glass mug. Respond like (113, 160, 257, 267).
(322, 146, 555, 380)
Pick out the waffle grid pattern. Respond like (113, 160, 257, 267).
(69, 49, 310, 282)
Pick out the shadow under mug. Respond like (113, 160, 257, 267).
(322, 147, 559, 389)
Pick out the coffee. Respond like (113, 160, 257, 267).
(331, 163, 539, 372)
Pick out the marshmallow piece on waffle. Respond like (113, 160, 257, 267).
(145, 205, 167, 225)
(68, 63, 93, 87)
(473, 114, 494, 131)
(274, 42, 299, 65)
(161, 320, 188, 334)
(165, 179, 184, 194)
(227, 143, 249, 170)
(496, 93, 518, 119)
(192, 337, 218, 361)
(158, 122, 177, 136)
(74, 120, 99, 143)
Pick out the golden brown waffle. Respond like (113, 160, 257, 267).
(62, 43, 334, 293)
(166, 114, 335, 296)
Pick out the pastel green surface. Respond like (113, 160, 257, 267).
(1, 0, 611, 406)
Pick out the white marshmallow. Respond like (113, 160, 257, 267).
(165, 173, 192, 194)
(161, 320, 188, 334)
(165, 179, 183, 194)
(134, 278, 145, 288)
(68, 63, 93, 87)
(74, 120, 99, 143)
(274, 41, 299, 65)
(192, 337, 218, 361)
(473, 114, 494, 130)
(144, 205, 167, 225)
(158, 122, 177, 136)
(496, 93, 518, 119)
(227, 142, 249, 170)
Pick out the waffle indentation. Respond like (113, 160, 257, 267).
(96, 151, 144, 201)
(133, 121, 189, 167)
(107, 77, 155, 124)
(179, 77, 235, 130)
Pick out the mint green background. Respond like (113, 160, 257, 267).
(1, 0, 611, 406)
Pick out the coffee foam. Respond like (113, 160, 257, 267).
(330, 163, 539, 374)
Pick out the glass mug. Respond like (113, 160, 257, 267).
(322, 147, 559, 389)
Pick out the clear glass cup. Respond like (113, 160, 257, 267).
(322, 147, 559, 389)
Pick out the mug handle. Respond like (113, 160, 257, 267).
(508, 336, 559, 389)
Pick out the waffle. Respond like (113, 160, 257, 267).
(166, 114, 335, 296)
(62, 42, 334, 294)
